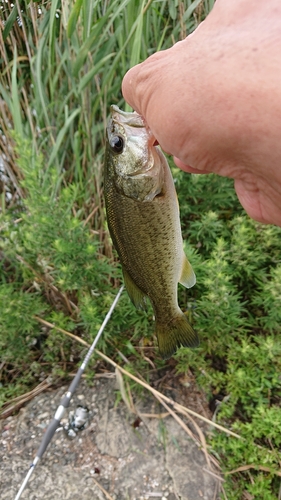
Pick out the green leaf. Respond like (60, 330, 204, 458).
(11, 48, 23, 136)
(129, 1, 145, 68)
(169, 2, 177, 21)
(3, 3, 18, 41)
(72, 16, 111, 76)
(78, 53, 115, 92)
(47, 108, 81, 169)
(67, 0, 84, 38)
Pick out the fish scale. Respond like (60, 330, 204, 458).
(106, 190, 178, 316)
(104, 105, 199, 359)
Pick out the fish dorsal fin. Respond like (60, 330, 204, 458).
(179, 253, 196, 289)
(122, 266, 147, 310)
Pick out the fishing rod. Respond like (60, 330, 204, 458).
(14, 285, 124, 500)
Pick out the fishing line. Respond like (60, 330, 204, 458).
(14, 285, 124, 500)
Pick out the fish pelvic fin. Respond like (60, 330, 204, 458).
(179, 253, 196, 289)
(122, 266, 147, 310)
(156, 312, 199, 360)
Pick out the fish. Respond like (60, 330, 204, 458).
(104, 105, 199, 359)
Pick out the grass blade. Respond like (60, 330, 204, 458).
(11, 48, 23, 136)
(3, 3, 18, 41)
(67, 0, 83, 38)
(47, 107, 81, 169)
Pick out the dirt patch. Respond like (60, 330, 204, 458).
(1, 370, 221, 499)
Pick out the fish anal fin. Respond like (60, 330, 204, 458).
(122, 267, 147, 310)
(179, 253, 196, 289)
(156, 312, 199, 360)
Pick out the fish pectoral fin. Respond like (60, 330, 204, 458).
(122, 267, 147, 310)
(156, 312, 199, 360)
(179, 253, 196, 289)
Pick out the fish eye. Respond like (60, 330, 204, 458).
(110, 135, 124, 154)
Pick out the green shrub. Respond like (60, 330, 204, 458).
(0, 136, 155, 400)
(175, 168, 281, 498)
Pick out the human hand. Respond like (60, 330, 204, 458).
(122, 0, 281, 226)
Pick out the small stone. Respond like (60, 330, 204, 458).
(37, 423, 48, 430)
(37, 412, 49, 420)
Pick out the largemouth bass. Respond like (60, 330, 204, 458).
(104, 105, 199, 359)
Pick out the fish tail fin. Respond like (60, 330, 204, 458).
(156, 312, 199, 360)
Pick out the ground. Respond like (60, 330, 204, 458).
(1, 367, 221, 499)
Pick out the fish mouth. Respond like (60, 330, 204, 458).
(110, 105, 145, 128)
(109, 105, 157, 148)
(107, 105, 148, 145)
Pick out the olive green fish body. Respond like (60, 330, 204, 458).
(104, 106, 198, 359)
(106, 150, 179, 314)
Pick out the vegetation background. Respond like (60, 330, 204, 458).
(1, 1, 281, 498)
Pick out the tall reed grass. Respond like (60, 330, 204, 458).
(0, 0, 212, 233)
